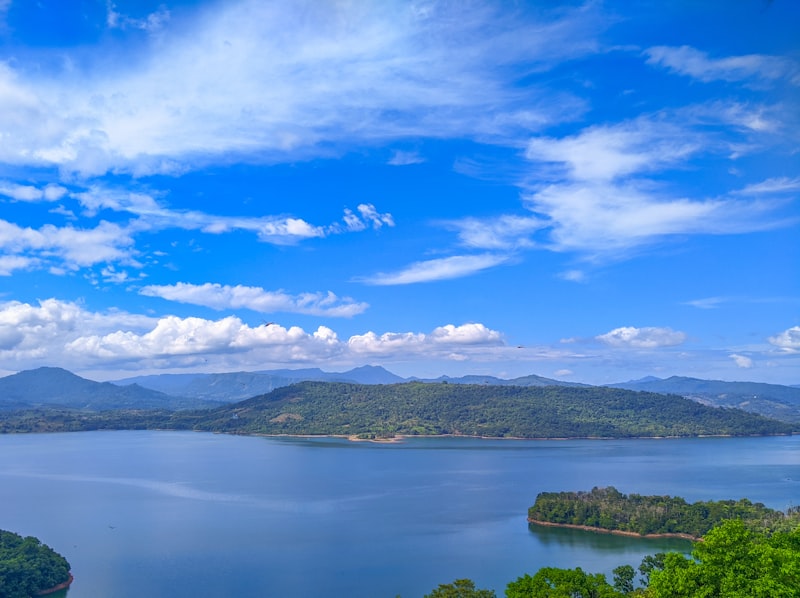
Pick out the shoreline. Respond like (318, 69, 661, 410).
(36, 573, 73, 596)
(527, 518, 699, 541)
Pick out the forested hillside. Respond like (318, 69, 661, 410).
(0, 381, 795, 438)
(175, 381, 796, 438)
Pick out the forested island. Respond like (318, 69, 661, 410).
(0, 529, 71, 598)
(0, 381, 796, 439)
(527, 486, 800, 540)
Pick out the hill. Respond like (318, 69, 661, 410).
(608, 376, 800, 423)
(0, 367, 218, 411)
(169, 381, 796, 439)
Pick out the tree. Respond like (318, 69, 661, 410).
(424, 578, 496, 598)
(612, 565, 635, 594)
(505, 567, 624, 598)
(647, 519, 800, 597)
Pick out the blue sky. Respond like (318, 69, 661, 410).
(0, 0, 798, 384)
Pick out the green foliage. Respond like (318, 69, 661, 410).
(647, 519, 800, 597)
(528, 486, 800, 538)
(0, 529, 71, 598)
(505, 567, 624, 597)
(424, 578, 496, 598)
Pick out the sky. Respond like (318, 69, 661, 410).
(0, 0, 798, 385)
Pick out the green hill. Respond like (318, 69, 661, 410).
(171, 381, 796, 438)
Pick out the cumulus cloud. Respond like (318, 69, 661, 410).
(363, 254, 509, 285)
(348, 323, 502, 355)
(596, 326, 687, 349)
(768, 326, 800, 353)
(644, 45, 799, 85)
(0, 298, 506, 373)
(140, 282, 369, 317)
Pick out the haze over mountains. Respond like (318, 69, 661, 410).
(1, 366, 799, 424)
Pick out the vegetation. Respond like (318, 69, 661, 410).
(426, 519, 800, 597)
(0, 529, 71, 598)
(528, 486, 800, 539)
(3, 381, 793, 439)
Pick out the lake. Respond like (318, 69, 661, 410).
(1, 431, 798, 597)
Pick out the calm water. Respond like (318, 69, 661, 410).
(1, 431, 798, 597)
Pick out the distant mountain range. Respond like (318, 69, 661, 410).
(0, 367, 220, 411)
(1, 366, 798, 424)
(607, 376, 800, 423)
(113, 366, 586, 403)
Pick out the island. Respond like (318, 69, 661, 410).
(0, 529, 72, 597)
(527, 486, 800, 540)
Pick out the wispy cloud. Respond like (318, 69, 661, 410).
(683, 297, 728, 310)
(140, 283, 369, 317)
(644, 45, 799, 85)
(0, 0, 602, 177)
(362, 254, 509, 285)
(734, 177, 800, 195)
(596, 326, 687, 349)
(106, 1, 170, 32)
(388, 150, 425, 166)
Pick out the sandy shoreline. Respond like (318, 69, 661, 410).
(527, 518, 699, 541)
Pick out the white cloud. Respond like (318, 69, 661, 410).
(0, 1, 602, 177)
(388, 150, 425, 166)
(768, 326, 800, 353)
(449, 215, 544, 250)
(106, 1, 170, 32)
(363, 254, 509, 285)
(729, 353, 753, 369)
(340, 204, 395, 232)
(73, 186, 391, 244)
(645, 45, 799, 84)
(348, 323, 502, 355)
(554, 369, 573, 377)
(0, 218, 137, 270)
(0, 255, 39, 275)
(0, 298, 507, 372)
(684, 297, 727, 310)
(526, 119, 700, 182)
(140, 282, 369, 317)
(596, 326, 687, 349)
(734, 177, 800, 195)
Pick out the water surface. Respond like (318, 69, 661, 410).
(1, 432, 797, 597)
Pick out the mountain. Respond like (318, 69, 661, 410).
(608, 376, 800, 423)
(114, 366, 578, 402)
(115, 365, 405, 402)
(0, 367, 219, 411)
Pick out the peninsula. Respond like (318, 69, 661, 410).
(527, 486, 800, 540)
